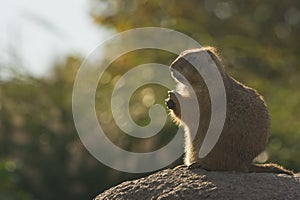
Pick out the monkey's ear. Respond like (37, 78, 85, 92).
(204, 47, 224, 69)
(203, 47, 220, 62)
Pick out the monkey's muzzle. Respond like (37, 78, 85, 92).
(165, 91, 176, 110)
(166, 98, 175, 110)
(165, 91, 181, 118)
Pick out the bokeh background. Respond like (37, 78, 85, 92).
(1, 0, 300, 199)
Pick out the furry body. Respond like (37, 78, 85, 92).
(166, 47, 293, 175)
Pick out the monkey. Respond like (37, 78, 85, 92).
(165, 47, 293, 175)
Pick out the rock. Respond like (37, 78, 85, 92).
(94, 166, 300, 200)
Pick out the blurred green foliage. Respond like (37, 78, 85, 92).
(1, 0, 300, 199)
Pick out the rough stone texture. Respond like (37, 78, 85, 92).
(95, 166, 300, 200)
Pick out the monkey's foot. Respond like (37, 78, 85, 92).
(187, 162, 204, 170)
(173, 164, 186, 170)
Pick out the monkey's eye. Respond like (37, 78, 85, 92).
(171, 68, 187, 84)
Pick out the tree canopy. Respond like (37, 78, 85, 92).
(1, 0, 300, 199)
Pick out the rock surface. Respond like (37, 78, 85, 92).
(95, 166, 300, 200)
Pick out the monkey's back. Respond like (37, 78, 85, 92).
(199, 78, 270, 171)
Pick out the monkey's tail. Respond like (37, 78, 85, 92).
(249, 163, 294, 175)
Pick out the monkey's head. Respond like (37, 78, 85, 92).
(165, 47, 225, 125)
